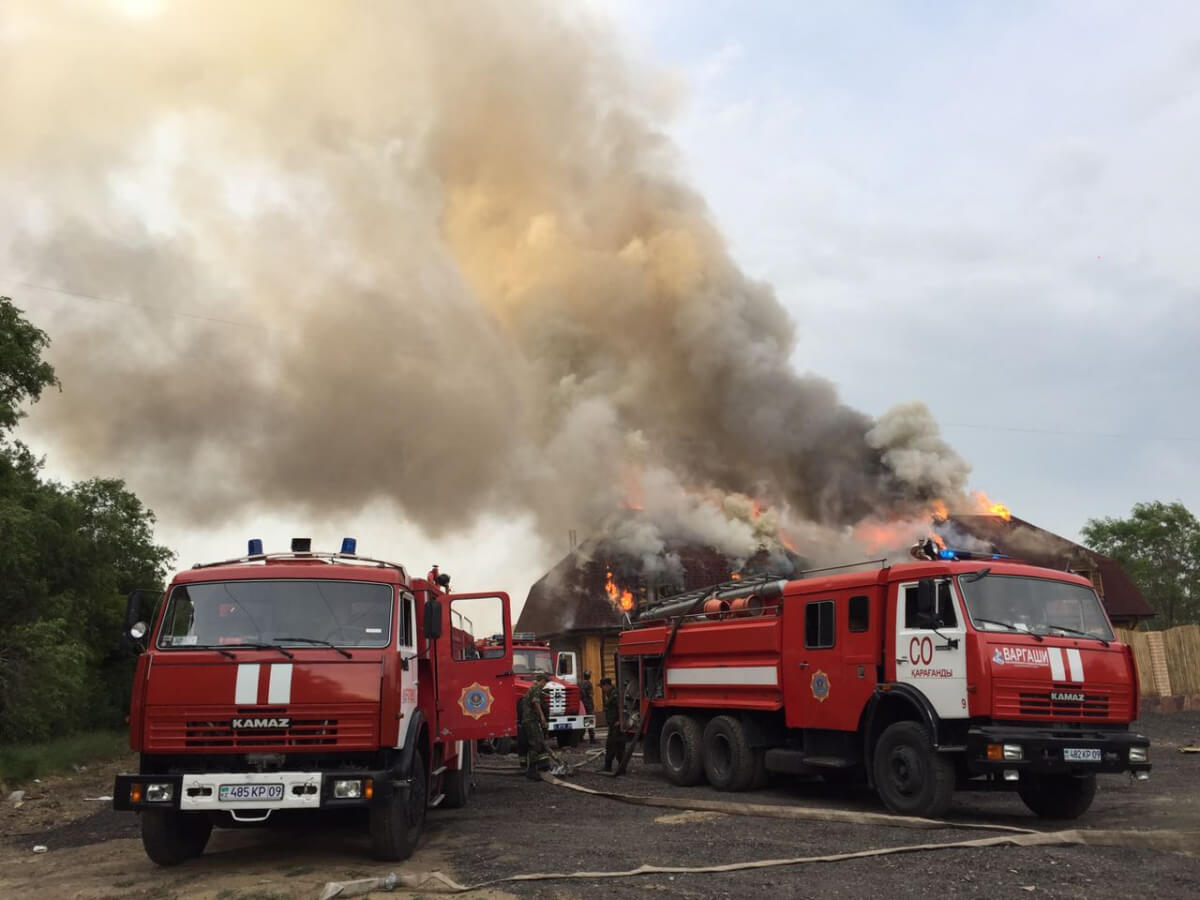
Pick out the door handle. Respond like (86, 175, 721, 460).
(896, 658, 908, 664)
(797, 662, 810, 669)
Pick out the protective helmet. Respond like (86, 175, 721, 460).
(583, 670, 592, 678)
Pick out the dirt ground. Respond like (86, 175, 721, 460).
(3, 711, 1199, 899)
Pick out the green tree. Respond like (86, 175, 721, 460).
(1082, 501, 1200, 629)
(0, 297, 174, 741)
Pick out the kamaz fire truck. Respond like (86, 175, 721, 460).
(476, 633, 594, 749)
(113, 539, 515, 865)
(616, 545, 1150, 819)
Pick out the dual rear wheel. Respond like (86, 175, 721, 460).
(659, 713, 765, 791)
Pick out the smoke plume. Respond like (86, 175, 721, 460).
(2, 1, 971, 565)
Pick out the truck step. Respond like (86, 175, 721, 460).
(430, 765, 448, 776)
(802, 756, 856, 769)
(427, 792, 445, 808)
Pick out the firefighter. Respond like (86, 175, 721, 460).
(579, 670, 596, 743)
(522, 671, 551, 780)
(600, 677, 625, 773)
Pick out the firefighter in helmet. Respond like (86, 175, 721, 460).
(601, 677, 625, 773)
(579, 669, 596, 743)
(522, 671, 551, 780)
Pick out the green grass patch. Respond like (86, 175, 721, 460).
(0, 728, 128, 786)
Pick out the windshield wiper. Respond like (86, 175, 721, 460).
(973, 618, 1043, 641)
(274, 636, 353, 659)
(196, 645, 237, 659)
(218, 641, 294, 659)
(1046, 624, 1110, 647)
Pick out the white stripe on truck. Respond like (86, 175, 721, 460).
(1047, 648, 1066, 682)
(235, 664, 260, 705)
(1065, 648, 1084, 683)
(268, 663, 293, 704)
(666, 666, 778, 686)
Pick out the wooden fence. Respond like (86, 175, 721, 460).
(1115, 625, 1200, 697)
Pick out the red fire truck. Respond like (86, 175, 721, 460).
(476, 633, 594, 749)
(616, 546, 1151, 819)
(113, 538, 515, 865)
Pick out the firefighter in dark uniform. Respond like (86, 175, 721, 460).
(579, 670, 596, 743)
(522, 671, 551, 780)
(601, 677, 625, 772)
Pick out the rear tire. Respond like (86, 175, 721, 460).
(659, 714, 705, 786)
(442, 746, 473, 809)
(369, 750, 428, 861)
(701, 715, 756, 792)
(1017, 773, 1097, 820)
(872, 721, 955, 818)
(140, 810, 212, 866)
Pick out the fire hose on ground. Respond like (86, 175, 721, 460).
(320, 748, 1200, 898)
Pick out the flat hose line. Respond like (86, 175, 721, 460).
(318, 827, 1200, 898)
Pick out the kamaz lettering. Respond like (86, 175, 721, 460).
(1051, 691, 1086, 703)
(232, 717, 290, 729)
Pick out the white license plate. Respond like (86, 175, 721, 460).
(218, 783, 284, 802)
(1063, 748, 1101, 762)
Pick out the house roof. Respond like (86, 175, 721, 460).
(939, 515, 1155, 621)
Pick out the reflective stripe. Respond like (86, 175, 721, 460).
(235, 664, 260, 705)
(1065, 649, 1084, 683)
(268, 663, 293, 704)
(666, 666, 778, 686)
(1047, 648, 1066, 682)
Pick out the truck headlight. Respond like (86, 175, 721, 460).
(145, 783, 174, 803)
(1129, 746, 1148, 763)
(333, 779, 363, 799)
(1002, 744, 1023, 761)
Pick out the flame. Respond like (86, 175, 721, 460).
(930, 499, 949, 523)
(972, 491, 1012, 521)
(853, 519, 916, 553)
(605, 570, 635, 612)
(930, 532, 946, 549)
(779, 527, 798, 554)
(730, 572, 742, 581)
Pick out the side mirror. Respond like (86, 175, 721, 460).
(130, 621, 148, 640)
(916, 578, 937, 626)
(123, 589, 159, 653)
(424, 597, 443, 640)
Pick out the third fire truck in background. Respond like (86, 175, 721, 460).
(617, 546, 1150, 819)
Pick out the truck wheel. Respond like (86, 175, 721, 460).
(702, 715, 756, 792)
(556, 730, 581, 749)
(1017, 773, 1097, 820)
(370, 750, 428, 861)
(140, 809, 212, 866)
(443, 746, 473, 809)
(660, 714, 705, 786)
(872, 721, 954, 818)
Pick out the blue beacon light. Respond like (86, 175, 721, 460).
(340, 537, 357, 555)
(248, 538, 264, 556)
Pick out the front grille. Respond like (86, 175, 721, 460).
(992, 680, 1131, 722)
(145, 705, 378, 752)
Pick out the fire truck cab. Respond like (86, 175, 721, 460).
(114, 539, 515, 865)
(617, 550, 1150, 819)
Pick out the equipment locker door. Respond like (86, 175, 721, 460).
(439, 592, 516, 740)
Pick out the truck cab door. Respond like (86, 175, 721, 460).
(555, 651, 578, 684)
(893, 579, 968, 721)
(438, 592, 516, 740)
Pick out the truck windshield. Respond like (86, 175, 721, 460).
(512, 649, 553, 674)
(956, 575, 1114, 642)
(157, 580, 394, 650)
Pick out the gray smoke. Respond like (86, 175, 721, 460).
(3, 1, 971, 562)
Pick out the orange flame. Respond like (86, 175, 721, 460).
(730, 572, 742, 581)
(605, 570, 635, 612)
(930, 499, 949, 523)
(779, 528, 798, 554)
(972, 491, 1012, 521)
(930, 532, 946, 549)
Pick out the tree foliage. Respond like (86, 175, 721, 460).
(0, 297, 174, 741)
(1082, 501, 1200, 629)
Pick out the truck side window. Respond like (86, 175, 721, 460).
(805, 600, 835, 649)
(848, 595, 869, 633)
(400, 594, 415, 649)
(904, 583, 958, 628)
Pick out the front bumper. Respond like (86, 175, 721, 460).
(113, 769, 403, 814)
(965, 725, 1151, 776)
(547, 715, 595, 733)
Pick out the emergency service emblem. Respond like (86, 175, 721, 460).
(458, 682, 494, 720)
(810, 670, 831, 703)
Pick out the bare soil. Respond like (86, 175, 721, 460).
(2, 712, 1198, 899)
